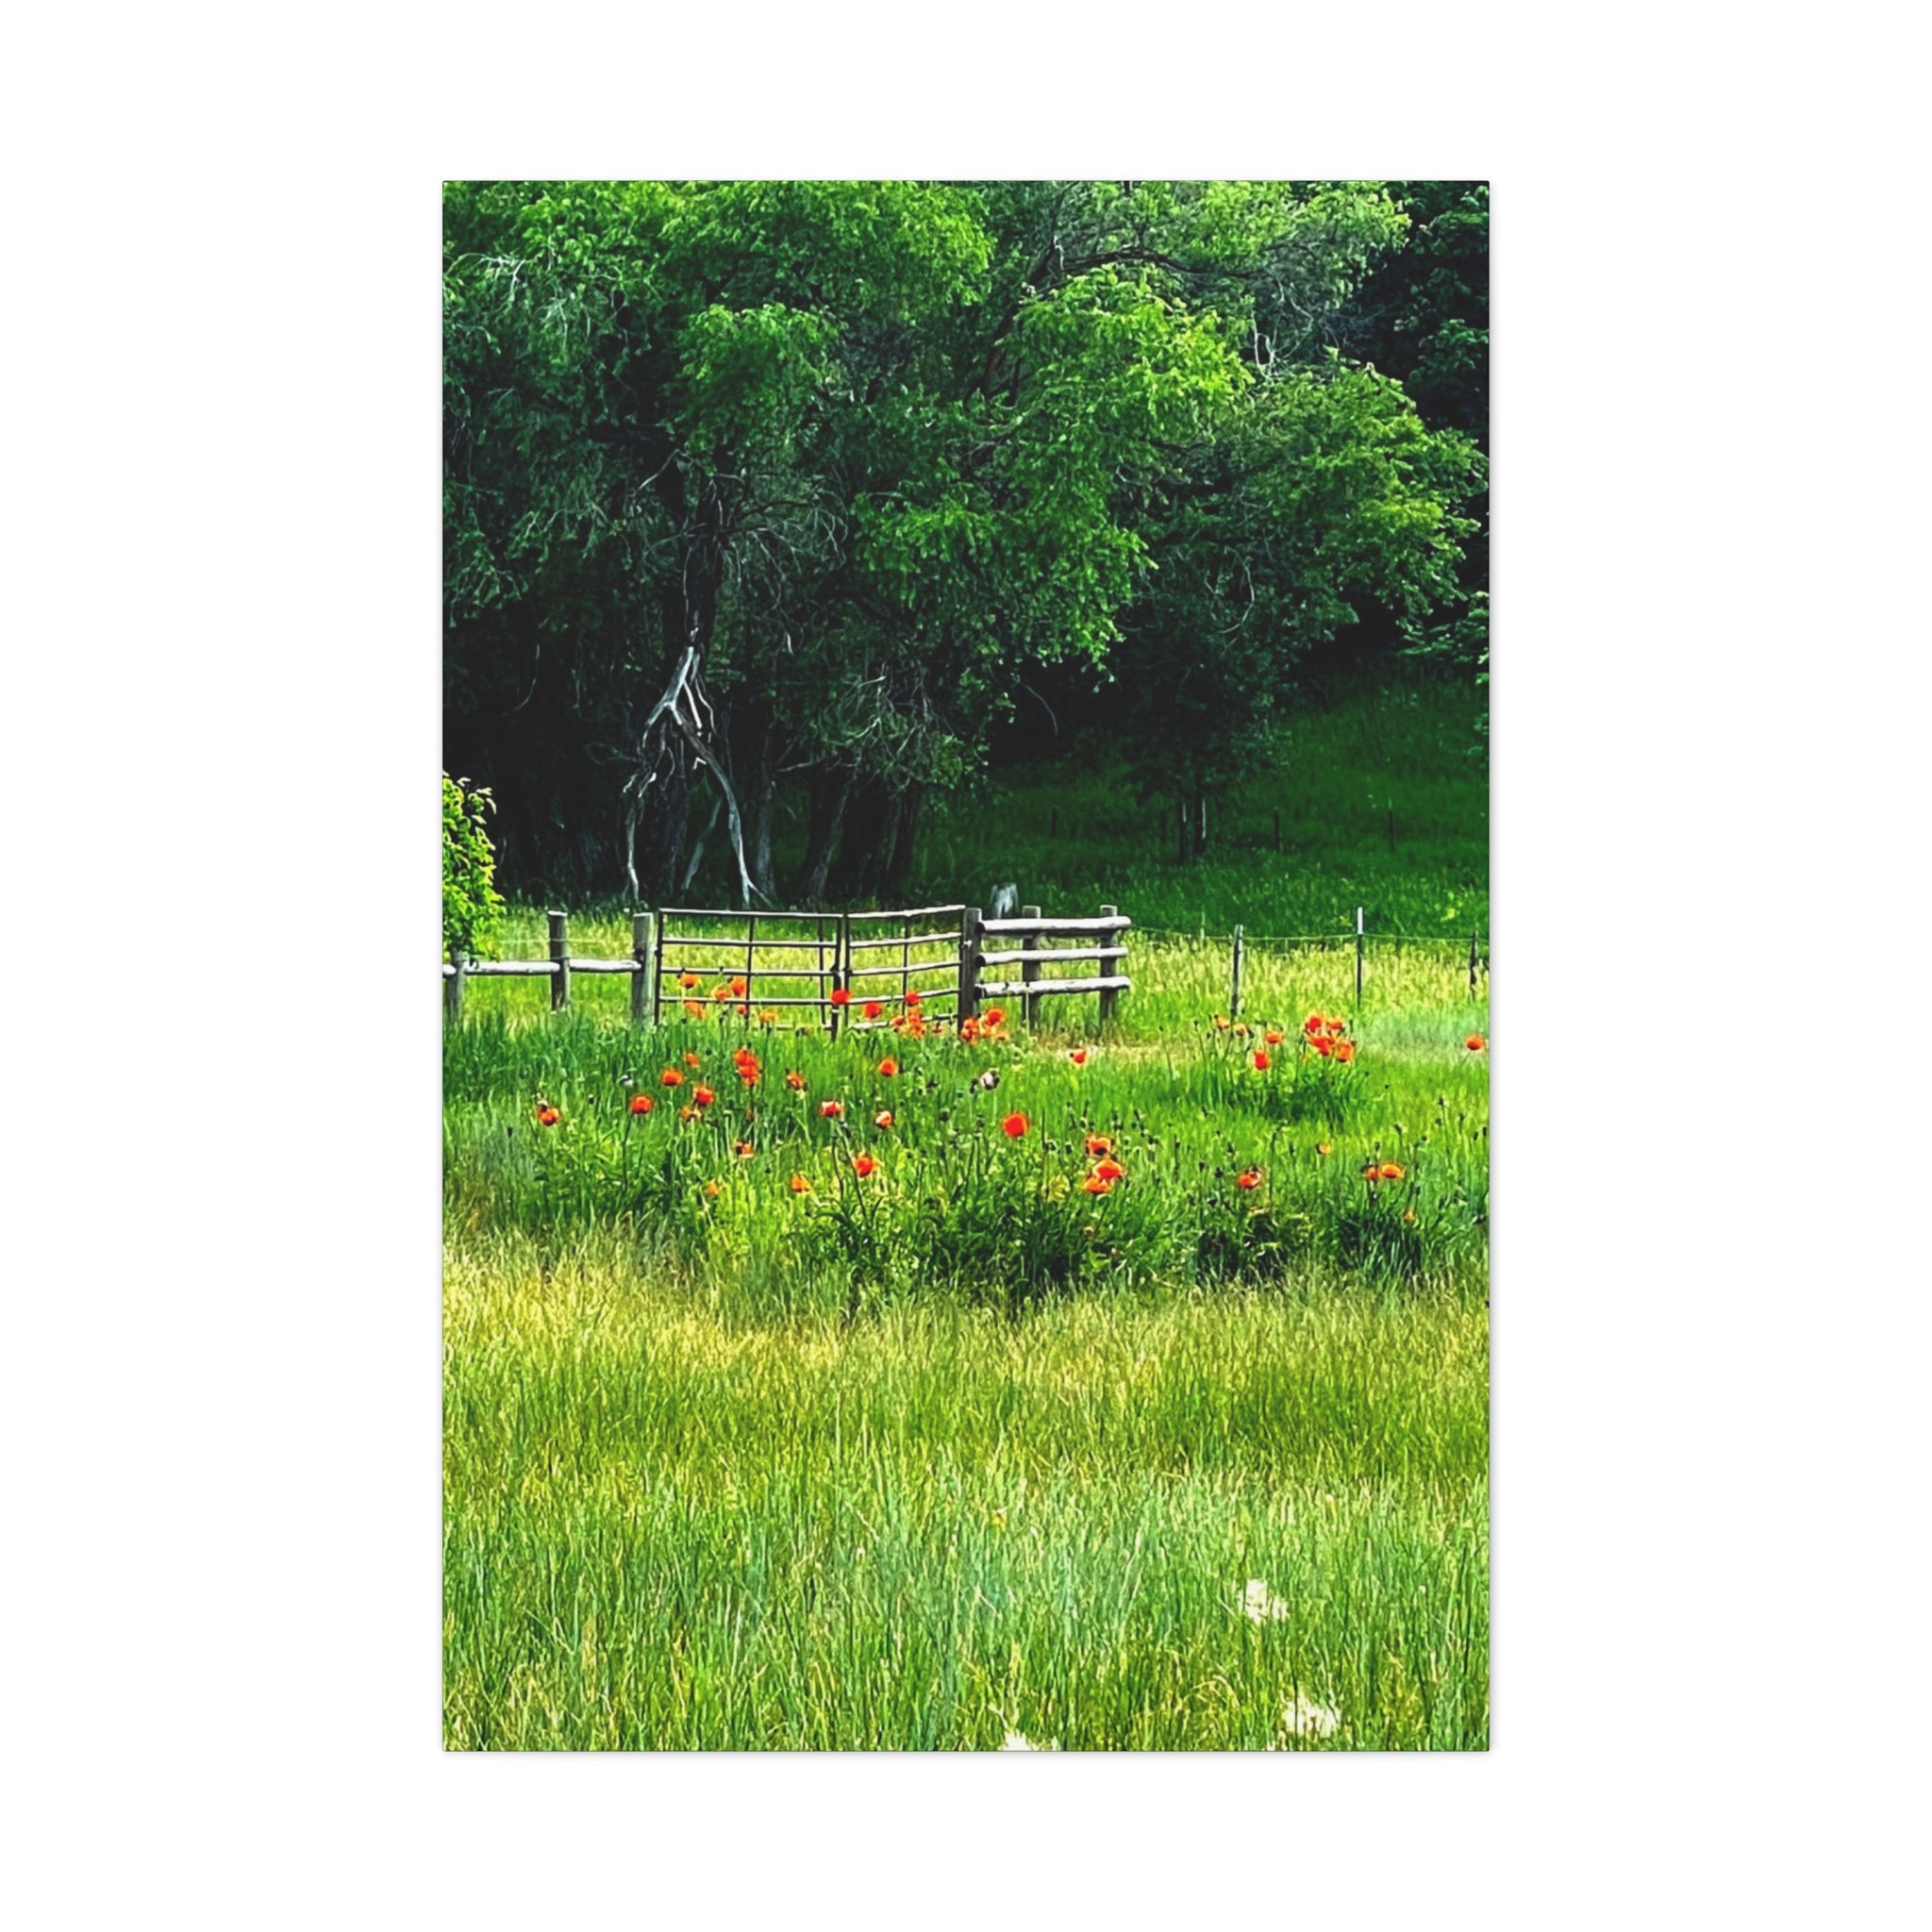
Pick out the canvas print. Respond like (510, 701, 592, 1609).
(443, 180, 1489, 1751)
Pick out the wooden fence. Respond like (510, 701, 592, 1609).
(442, 902, 1134, 1029)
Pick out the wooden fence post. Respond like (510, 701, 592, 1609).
(1354, 905, 1364, 1008)
(1098, 905, 1121, 1026)
(1229, 924, 1244, 1021)
(548, 909, 570, 1011)
(649, 909, 665, 1026)
(1021, 905, 1042, 1028)
(832, 911, 850, 1039)
(445, 948, 466, 1024)
(958, 907, 981, 1021)
(745, 916, 758, 1026)
(1469, 931, 1478, 1000)
(632, 912, 652, 1024)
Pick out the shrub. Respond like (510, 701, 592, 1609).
(443, 774, 506, 959)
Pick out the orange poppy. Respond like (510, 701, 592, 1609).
(684, 1052, 702, 1069)
(1311, 1037, 1334, 1058)
(863, 1000, 883, 1021)
(1086, 1135, 1113, 1157)
(1316, 1142, 1332, 1158)
(789, 1174, 811, 1195)
(733, 1140, 755, 1159)
(758, 1009, 777, 1027)
(1465, 1035, 1486, 1052)
(1335, 1041, 1356, 1063)
(1069, 1048, 1088, 1065)
(660, 1069, 685, 1088)
(819, 1100, 844, 1119)
(852, 1153, 877, 1178)
(1252, 1050, 1272, 1072)
(677, 1106, 695, 1121)
(693, 1086, 715, 1108)
(677, 972, 701, 991)
(1002, 1111, 1028, 1139)
(628, 1093, 653, 1116)
(1213, 1014, 1231, 1032)
(1082, 1174, 1115, 1195)
(1264, 1029, 1284, 1045)
(536, 1105, 560, 1127)
(905, 989, 923, 1008)
(785, 1070, 806, 1091)
(959, 1016, 982, 1042)
(711, 986, 729, 1003)
(704, 1179, 721, 1199)
(1324, 1018, 1346, 1036)
(874, 1110, 894, 1129)
(682, 999, 706, 1019)
(829, 988, 851, 1008)
(1378, 1161, 1406, 1181)
(729, 976, 747, 997)
(1092, 1157, 1125, 1182)
(984, 1007, 1006, 1026)
(1237, 1167, 1262, 1191)
(876, 1058, 898, 1077)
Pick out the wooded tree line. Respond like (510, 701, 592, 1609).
(443, 180, 1488, 903)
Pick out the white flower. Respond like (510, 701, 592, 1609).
(999, 1731, 1058, 1751)
(1241, 1578, 1292, 1624)
(1266, 1694, 1341, 1743)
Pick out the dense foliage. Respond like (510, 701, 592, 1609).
(441, 774, 506, 958)
(444, 181, 1488, 901)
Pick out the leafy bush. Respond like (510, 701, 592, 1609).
(443, 774, 506, 959)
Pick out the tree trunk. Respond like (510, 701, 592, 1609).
(883, 783, 924, 894)
(828, 775, 891, 902)
(794, 769, 855, 906)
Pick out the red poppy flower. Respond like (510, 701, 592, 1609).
(1091, 1157, 1125, 1182)
(789, 1174, 811, 1195)
(1304, 1014, 1324, 1035)
(1311, 1037, 1334, 1058)
(1252, 1050, 1272, 1072)
(684, 1052, 702, 1069)
(536, 1105, 560, 1127)
(692, 1085, 715, 1108)
(959, 1016, 981, 1042)
(1237, 1167, 1262, 1191)
(660, 1069, 685, 1088)
(628, 1093, 654, 1116)
(677, 973, 701, 991)
(1069, 1049, 1088, 1065)
(876, 1058, 898, 1077)
(984, 1007, 1006, 1026)
(1086, 1135, 1113, 1157)
(1002, 1111, 1028, 1139)
(1263, 1029, 1284, 1045)
(785, 1070, 807, 1091)
(863, 1000, 883, 1021)
(829, 988, 851, 1008)
(819, 1100, 843, 1119)
(852, 1153, 877, 1178)
(1081, 1174, 1114, 1195)
(905, 989, 923, 1008)
(1465, 1035, 1487, 1052)
(733, 1140, 755, 1159)
(874, 1110, 893, 1129)
(729, 976, 747, 997)
(711, 986, 729, 1003)
(1335, 1041, 1356, 1063)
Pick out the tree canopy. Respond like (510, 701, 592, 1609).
(443, 179, 1487, 902)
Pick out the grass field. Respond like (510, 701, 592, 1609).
(444, 928, 1489, 1749)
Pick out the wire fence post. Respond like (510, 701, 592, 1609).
(445, 947, 466, 1024)
(831, 912, 850, 1039)
(1229, 923, 1244, 1021)
(1098, 905, 1121, 1026)
(1355, 905, 1364, 1008)
(632, 912, 651, 1023)
(548, 909, 570, 1012)
(1021, 905, 1042, 1028)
